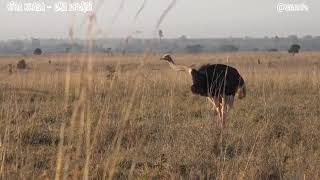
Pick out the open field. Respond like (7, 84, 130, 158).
(0, 52, 320, 179)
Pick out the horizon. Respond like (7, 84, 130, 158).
(2, 35, 320, 41)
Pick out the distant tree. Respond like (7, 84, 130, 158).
(185, 44, 203, 53)
(273, 35, 280, 49)
(267, 48, 278, 52)
(105, 48, 113, 56)
(122, 50, 126, 56)
(17, 59, 27, 69)
(9, 40, 24, 52)
(158, 30, 164, 52)
(65, 47, 71, 53)
(158, 30, 164, 40)
(219, 44, 239, 52)
(303, 35, 313, 40)
(288, 44, 301, 55)
(178, 35, 188, 41)
(33, 48, 42, 55)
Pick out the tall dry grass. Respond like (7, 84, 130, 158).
(0, 52, 319, 179)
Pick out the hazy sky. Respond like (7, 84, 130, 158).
(0, 0, 319, 40)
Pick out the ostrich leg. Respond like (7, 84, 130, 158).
(220, 95, 235, 127)
(221, 97, 227, 128)
(209, 97, 223, 128)
(225, 95, 234, 112)
(208, 97, 218, 115)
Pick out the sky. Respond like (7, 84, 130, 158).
(0, 0, 319, 40)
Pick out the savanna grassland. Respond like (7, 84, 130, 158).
(0, 52, 320, 179)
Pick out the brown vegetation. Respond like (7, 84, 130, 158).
(0, 52, 319, 179)
(17, 59, 27, 69)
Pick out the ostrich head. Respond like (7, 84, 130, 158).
(160, 54, 193, 74)
(160, 54, 174, 64)
(160, 54, 207, 96)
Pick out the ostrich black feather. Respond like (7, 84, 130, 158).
(190, 64, 245, 97)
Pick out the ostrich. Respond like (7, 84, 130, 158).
(160, 54, 246, 128)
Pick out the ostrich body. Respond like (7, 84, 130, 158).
(161, 54, 246, 127)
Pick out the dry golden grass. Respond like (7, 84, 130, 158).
(0, 52, 319, 179)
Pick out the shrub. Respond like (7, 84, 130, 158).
(33, 48, 42, 55)
(185, 44, 204, 53)
(17, 59, 27, 69)
(219, 44, 239, 52)
(288, 44, 301, 55)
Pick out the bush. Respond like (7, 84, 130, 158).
(33, 48, 42, 55)
(288, 44, 301, 55)
(17, 59, 27, 69)
(185, 44, 204, 53)
(219, 44, 239, 52)
(267, 48, 278, 52)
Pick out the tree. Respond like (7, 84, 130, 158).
(273, 35, 280, 49)
(158, 30, 164, 40)
(104, 48, 113, 56)
(9, 40, 24, 52)
(178, 35, 188, 41)
(219, 44, 239, 52)
(185, 44, 203, 53)
(288, 44, 301, 55)
(33, 48, 42, 55)
(267, 48, 278, 52)
(303, 35, 313, 40)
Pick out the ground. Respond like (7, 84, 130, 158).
(0, 52, 319, 179)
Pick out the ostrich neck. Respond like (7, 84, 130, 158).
(166, 61, 189, 72)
